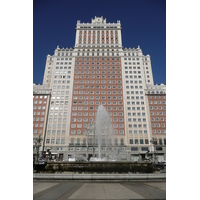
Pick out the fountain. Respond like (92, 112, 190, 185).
(89, 105, 120, 161)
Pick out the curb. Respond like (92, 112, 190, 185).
(33, 173, 166, 180)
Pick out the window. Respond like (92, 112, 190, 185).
(131, 147, 138, 151)
(51, 139, 55, 144)
(135, 139, 138, 144)
(141, 147, 148, 151)
(130, 139, 133, 144)
(56, 139, 60, 144)
(61, 139, 65, 144)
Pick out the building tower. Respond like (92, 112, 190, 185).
(41, 16, 164, 161)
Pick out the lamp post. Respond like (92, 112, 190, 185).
(150, 137, 157, 163)
(86, 121, 96, 158)
(36, 134, 43, 162)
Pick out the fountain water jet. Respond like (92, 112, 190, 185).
(89, 105, 120, 161)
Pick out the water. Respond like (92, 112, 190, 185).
(90, 105, 119, 161)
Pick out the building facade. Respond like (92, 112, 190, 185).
(145, 84, 166, 162)
(33, 84, 51, 158)
(37, 16, 165, 161)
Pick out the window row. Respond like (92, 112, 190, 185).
(52, 91, 69, 95)
(53, 85, 70, 89)
(48, 124, 67, 128)
(71, 124, 124, 128)
(69, 138, 125, 146)
(71, 118, 123, 122)
(33, 129, 43, 134)
(50, 107, 68, 111)
(149, 101, 166, 104)
(34, 123, 44, 128)
(33, 106, 46, 110)
(74, 96, 122, 100)
(72, 106, 123, 111)
(51, 96, 69, 101)
(127, 107, 146, 111)
(131, 147, 148, 151)
(127, 112, 146, 116)
(151, 117, 166, 121)
(55, 71, 71, 74)
(128, 124, 147, 128)
(73, 85, 122, 89)
(76, 57, 120, 61)
(74, 75, 121, 79)
(33, 117, 44, 121)
(33, 95, 48, 99)
(48, 118, 67, 122)
(73, 101, 123, 106)
(56, 62, 72, 65)
(54, 75, 71, 79)
(71, 129, 124, 135)
(130, 139, 149, 145)
(71, 112, 123, 117)
(124, 62, 140, 65)
(46, 139, 65, 144)
(148, 95, 165, 99)
(53, 81, 71, 85)
(76, 62, 120, 65)
(33, 101, 47, 104)
(33, 112, 45, 116)
(124, 57, 140, 60)
(49, 112, 68, 116)
(127, 102, 145, 105)
(74, 91, 122, 95)
(152, 123, 165, 127)
(75, 70, 121, 75)
(128, 118, 146, 122)
(126, 80, 143, 84)
(56, 57, 72, 60)
(51, 100, 69, 104)
(47, 130, 66, 134)
(128, 130, 148, 134)
(74, 80, 121, 84)
(150, 106, 166, 110)
(152, 129, 166, 134)
(125, 79, 143, 84)
(150, 112, 166, 116)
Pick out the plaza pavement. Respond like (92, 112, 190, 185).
(33, 180, 166, 199)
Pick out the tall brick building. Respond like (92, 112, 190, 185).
(35, 16, 166, 161)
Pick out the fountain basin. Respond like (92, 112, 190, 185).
(34, 161, 155, 173)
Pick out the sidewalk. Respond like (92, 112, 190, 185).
(33, 172, 166, 180)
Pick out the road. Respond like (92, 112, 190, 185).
(33, 180, 166, 199)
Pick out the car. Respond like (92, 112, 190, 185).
(161, 161, 166, 166)
(68, 158, 78, 162)
(38, 158, 47, 164)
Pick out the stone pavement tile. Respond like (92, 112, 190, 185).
(33, 182, 58, 195)
(34, 182, 78, 200)
(121, 181, 166, 199)
(68, 183, 144, 199)
(143, 182, 166, 191)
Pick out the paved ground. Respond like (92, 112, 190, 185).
(33, 180, 166, 200)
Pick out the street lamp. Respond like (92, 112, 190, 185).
(84, 121, 96, 158)
(88, 121, 96, 157)
(35, 134, 43, 162)
(150, 137, 157, 163)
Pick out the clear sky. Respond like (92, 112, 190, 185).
(33, 0, 166, 85)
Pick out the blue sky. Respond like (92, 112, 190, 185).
(33, 0, 166, 85)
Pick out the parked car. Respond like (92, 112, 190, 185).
(161, 161, 166, 166)
(38, 158, 47, 164)
(68, 158, 78, 162)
